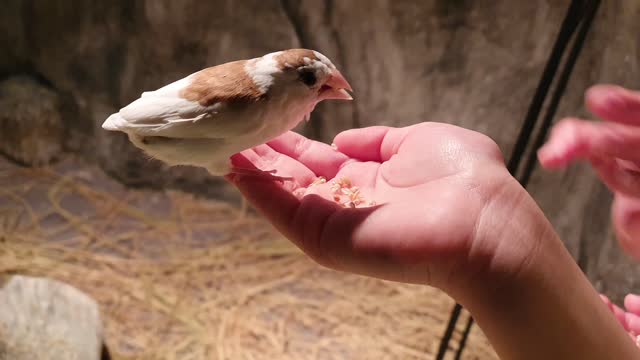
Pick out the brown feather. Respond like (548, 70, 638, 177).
(179, 60, 263, 107)
(275, 49, 319, 70)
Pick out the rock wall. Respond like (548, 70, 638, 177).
(2, 0, 640, 301)
(1, 0, 568, 198)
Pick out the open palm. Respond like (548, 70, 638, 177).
(228, 122, 539, 295)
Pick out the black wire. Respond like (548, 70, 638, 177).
(435, 303, 462, 360)
(455, 0, 601, 357)
(451, 4, 600, 359)
(436, 0, 598, 358)
(519, 0, 601, 187)
(507, 0, 586, 175)
(454, 315, 474, 360)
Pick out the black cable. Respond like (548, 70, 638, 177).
(519, 0, 601, 186)
(454, 314, 473, 360)
(435, 303, 462, 360)
(451, 4, 600, 359)
(507, 0, 587, 175)
(436, 0, 598, 358)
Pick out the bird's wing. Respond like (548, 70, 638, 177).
(104, 60, 265, 138)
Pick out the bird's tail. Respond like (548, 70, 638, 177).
(102, 113, 127, 131)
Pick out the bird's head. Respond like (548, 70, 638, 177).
(245, 49, 353, 106)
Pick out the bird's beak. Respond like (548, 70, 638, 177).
(320, 70, 353, 101)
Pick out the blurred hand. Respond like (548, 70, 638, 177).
(601, 294, 640, 345)
(227, 122, 548, 299)
(538, 84, 640, 258)
(538, 84, 640, 343)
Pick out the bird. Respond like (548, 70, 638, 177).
(101, 48, 353, 180)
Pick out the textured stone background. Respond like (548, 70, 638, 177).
(1, 0, 640, 301)
(0, 0, 568, 196)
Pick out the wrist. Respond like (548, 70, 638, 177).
(445, 174, 550, 302)
(453, 177, 640, 359)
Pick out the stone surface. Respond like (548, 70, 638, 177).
(0, 0, 569, 197)
(0, 0, 300, 200)
(287, 0, 571, 153)
(0, 275, 104, 360)
(2, 0, 639, 300)
(0, 76, 65, 166)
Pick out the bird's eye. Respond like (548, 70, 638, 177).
(299, 70, 317, 87)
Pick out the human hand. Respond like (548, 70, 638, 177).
(228, 122, 640, 359)
(601, 294, 640, 346)
(227, 122, 549, 300)
(538, 84, 640, 346)
(538, 84, 640, 258)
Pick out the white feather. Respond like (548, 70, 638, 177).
(102, 113, 127, 131)
(102, 73, 228, 138)
(245, 51, 281, 94)
(312, 51, 333, 68)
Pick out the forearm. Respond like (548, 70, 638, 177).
(462, 205, 640, 359)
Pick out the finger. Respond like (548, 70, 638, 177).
(230, 172, 301, 240)
(333, 126, 395, 162)
(601, 294, 613, 308)
(626, 312, 640, 335)
(230, 166, 356, 269)
(251, 144, 317, 186)
(591, 156, 640, 198)
(612, 194, 640, 259)
(614, 306, 630, 331)
(537, 118, 640, 169)
(586, 84, 640, 126)
(600, 294, 629, 328)
(625, 294, 640, 315)
(230, 146, 316, 189)
(267, 131, 350, 179)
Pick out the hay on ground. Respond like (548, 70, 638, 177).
(0, 157, 497, 360)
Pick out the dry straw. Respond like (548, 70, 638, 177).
(0, 157, 497, 360)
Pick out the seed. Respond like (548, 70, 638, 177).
(342, 201, 356, 208)
(310, 176, 327, 186)
(340, 177, 352, 188)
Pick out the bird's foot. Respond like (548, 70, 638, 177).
(229, 167, 293, 183)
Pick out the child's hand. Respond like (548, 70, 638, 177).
(227, 122, 542, 299)
(538, 84, 640, 257)
(539, 84, 640, 346)
(601, 294, 640, 346)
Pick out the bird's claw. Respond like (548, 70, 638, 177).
(229, 167, 293, 183)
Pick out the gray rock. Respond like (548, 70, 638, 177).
(0, 276, 104, 360)
(0, 0, 299, 199)
(0, 1, 569, 198)
(0, 76, 65, 166)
